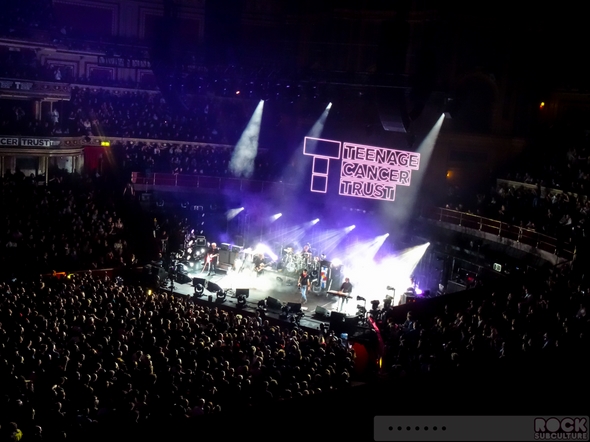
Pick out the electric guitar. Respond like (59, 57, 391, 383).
(206, 253, 219, 263)
(255, 263, 266, 272)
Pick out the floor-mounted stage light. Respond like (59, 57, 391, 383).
(216, 290, 226, 302)
(193, 277, 206, 297)
(236, 288, 249, 307)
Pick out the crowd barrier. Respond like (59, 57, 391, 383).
(421, 206, 575, 261)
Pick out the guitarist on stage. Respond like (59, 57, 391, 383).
(253, 253, 266, 277)
(298, 269, 311, 304)
(206, 242, 220, 276)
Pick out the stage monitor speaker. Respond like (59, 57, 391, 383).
(329, 311, 347, 334)
(193, 277, 206, 287)
(267, 297, 282, 310)
(207, 281, 223, 293)
(219, 249, 230, 265)
(152, 266, 169, 281)
(236, 288, 249, 298)
(343, 316, 358, 335)
(176, 273, 191, 284)
(287, 302, 301, 313)
(314, 305, 330, 318)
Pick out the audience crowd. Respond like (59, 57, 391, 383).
(0, 171, 136, 276)
(0, 273, 354, 440)
(380, 265, 589, 379)
(0, 12, 588, 441)
(121, 141, 281, 182)
(445, 182, 589, 247)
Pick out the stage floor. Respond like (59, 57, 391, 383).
(169, 266, 359, 329)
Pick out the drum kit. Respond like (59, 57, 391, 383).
(281, 246, 319, 275)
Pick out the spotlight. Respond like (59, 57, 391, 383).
(236, 288, 249, 307)
(370, 300, 380, 310)
(356, 296, 366, 302)
(216, 290, 226, 302)
(193, 278, 206, 296)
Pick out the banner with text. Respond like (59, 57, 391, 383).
(0, 137, 61, 148)
(303, 137, 421, 202)
(98, 56, 152, 69)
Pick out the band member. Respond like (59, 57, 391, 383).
(301, 243, 312, 267)
(206, 242, 220, 276)
(298, 269, 311, 304)
(253, 253, 266, 276)
(338, 277, 353, 312)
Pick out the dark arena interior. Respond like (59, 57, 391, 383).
(0, 1, 588, 441)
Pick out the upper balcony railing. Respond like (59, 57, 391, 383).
(421, 206, 575, 261)
(131, 172, 296, 196)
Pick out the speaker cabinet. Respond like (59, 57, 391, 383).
(219, 249, 230, 265)
(267, 297, 282, 310)
(330, 311, 354, 335)
(176, 273, 191, 284)
(236, 288, 249, 298)
(314, 305, 330, 318)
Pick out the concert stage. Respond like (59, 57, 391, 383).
(167, 265, 360, 331)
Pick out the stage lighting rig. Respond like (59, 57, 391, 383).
(236, 291, 249, 307)
(192, 278, 206, 297)
(216, 290, 226, 302)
